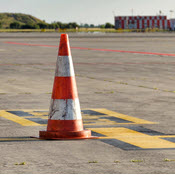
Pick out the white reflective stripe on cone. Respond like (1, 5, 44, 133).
(55, 56, 75, 77)
(49, 98, 82, 120)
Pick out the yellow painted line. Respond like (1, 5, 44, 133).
(0, 108, 156, 126)
(0, 110, 41, 126)
(88, 127, 175, 149)
(157, 135, 175, 138)
(91, 108, 156, 124)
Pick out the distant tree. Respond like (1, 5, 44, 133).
(33, 24, 40, 29)
(90, 24, 95, 28)
(54, 23, 60, 29)
(66, 23, 72, 29)
(60, 23, 67, 29)
(48, 23, 59, 29)
(21, 23, 39, 29)
(69, 22, 79, 28)
(100, 24, 105, 29)
(104, 23, 114, 28)
(37, 23, 48, 29)
(10, 22, 21, 29)
(80, 23, 84, 27)
(84, 23, 89, 28)
(0, 22, 2, 28)
(51, 22, 79, 29)
(56, 21, 62, 27)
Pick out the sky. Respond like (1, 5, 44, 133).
(0, 0, 175, 25)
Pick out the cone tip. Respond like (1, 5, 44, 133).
(61, 33, 68, 37)
(58, 33, 70, 56)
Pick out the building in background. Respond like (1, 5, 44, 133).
(115, 16, 171, 30)
(170, 18, 175, 30)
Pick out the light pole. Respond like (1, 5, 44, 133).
(170, 10, 174, 18)
(131, 8, 134, 16)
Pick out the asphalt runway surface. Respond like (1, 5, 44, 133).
(1, 32, 175, 173)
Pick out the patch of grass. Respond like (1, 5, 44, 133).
(163, 89, 168, 92)
(95, 92, 103, 94)
(163, 89, 171, 92)
(163, 90, 175, 93)
(107, 91, 114, 94)
(138, 85, 147, 88)
(7, 79, 16, 82)
(0, 93, 6, 95)
(88, 160, 98, 163)
(117, 81, 128, 85)
(46, 92, 52, 94)
(131, 159, 143, 163)
(89, 77, 95, 79)
(15, 162, 26, 165)
(164, 158, 175, 162)
(114, 160, 120, 163)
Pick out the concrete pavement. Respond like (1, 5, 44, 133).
(0, 32, 175, 173)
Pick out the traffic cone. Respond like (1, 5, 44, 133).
(39, 34, 97, 139)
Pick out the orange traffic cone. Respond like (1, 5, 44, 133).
(39, 34, 97, 139)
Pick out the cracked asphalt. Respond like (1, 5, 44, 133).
(0, 32, 175, 173)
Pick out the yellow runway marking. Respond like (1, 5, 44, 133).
(1, 109, 175, 149)
(0, 110, 41, 126)
(89, 127, 175, 149)
(92, 108, 156, 124)
(1, 109, 157, 126)
(158, 135, 175, 138)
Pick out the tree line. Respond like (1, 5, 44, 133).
(0, 21, 114, 29)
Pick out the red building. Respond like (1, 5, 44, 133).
(115, 16, 170, 30)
